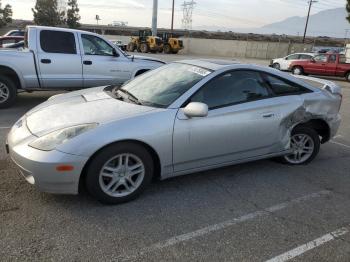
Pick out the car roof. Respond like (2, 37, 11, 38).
(177, 59, 240, 70)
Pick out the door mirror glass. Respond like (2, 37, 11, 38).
(183, 102, 208, 118)
(112, 48, 119, 57)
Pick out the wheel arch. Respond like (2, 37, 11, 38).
(293, 119, 331, 144)
(79, 139, 162, 193)
(0, 65, 23, 89)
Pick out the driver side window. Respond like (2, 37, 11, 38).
(190, 70, 270, 110)
(81, 34, 115, 56)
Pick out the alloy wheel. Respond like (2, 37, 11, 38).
(99, 153, 145, 198)
(284, 134, 315, 164)
(0, 82, 10, 103)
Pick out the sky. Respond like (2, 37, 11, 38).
(3, 0, 347, 29)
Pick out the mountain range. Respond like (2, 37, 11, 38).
(195, 8, 350, 38)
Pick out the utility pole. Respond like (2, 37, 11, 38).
(171, 0, 175, 36)
(152, 0, 158, 36)
(303, 0, 317, 43)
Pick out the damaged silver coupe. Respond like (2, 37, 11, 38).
(7, 60, 342, 204)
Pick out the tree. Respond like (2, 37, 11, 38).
(0, 2, 13, 27)
(32, 0, 64, 26)
(347, 0, 350, 23)
(66, 0, 80, 28)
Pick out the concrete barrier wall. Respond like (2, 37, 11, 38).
(180, 38, 313, 59)
(105, 35, 313, 60)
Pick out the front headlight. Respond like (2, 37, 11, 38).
(29, 123, 98, 151)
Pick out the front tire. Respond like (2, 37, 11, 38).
(0, 75, 17, 109)
(85, 142, 154, 204)
(163, 44, 172, 54)
(272, 63, 281, 70)
(280, 126, 320, 165)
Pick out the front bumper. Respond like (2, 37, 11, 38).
(7, 123, 89, 195)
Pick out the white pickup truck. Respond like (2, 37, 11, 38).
(0, 26, 165, 108)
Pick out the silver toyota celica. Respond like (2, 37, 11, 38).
(7, 60, 342, 204)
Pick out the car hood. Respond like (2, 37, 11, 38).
(128, 55, 165, 64)
(25, 87, 156, 136)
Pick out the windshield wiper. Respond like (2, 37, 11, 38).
(118, 88, 142, 105)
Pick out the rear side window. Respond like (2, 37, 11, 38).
(299, 54, 312, 60)
(40, 30, 76, 54)
(264, 74, 310, 96)
(286, 54, 299, 60)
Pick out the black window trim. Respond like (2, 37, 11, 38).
(81, 34, 118, 57)
(261, 71, 313, 97)
(40, 30, 77, 54)
(182, 69, 313, 111)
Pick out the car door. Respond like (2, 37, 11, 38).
(305, 54, 328, 75)
(36, 29, 83, 89)
(282, 54, 300, 70)
(80, 34, 132, 88)
(172, 70, 293, 172)
(324, 54, 337, 76)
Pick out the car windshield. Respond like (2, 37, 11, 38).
(118, 63, 212, 108)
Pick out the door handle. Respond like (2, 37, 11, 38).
(41, 59, 51, 64)
(83, 60, 92, 65)
(262, 113, 275, 118)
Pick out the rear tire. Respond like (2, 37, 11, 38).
(140, 43, 149, 53)
(0, 75, 17, 109)
(292, 66, 304, 75)
(85, 142, 154, 204)
(278, 126, 320, 165)
(127, 42, 136, 52)
(345, 72, 350, 82)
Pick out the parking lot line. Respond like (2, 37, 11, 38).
(119, 191, 330, 260)
(330, 140, 350, 149)
(265, 227, 349, 262)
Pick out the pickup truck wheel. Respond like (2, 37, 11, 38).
(346, 72, 350, 82)
(292, 66, 303, 75)
(0, 76, 17, 109)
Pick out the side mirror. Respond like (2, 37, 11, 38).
(183, 102, 208, 118)
(112, 49, 119, 57)
(310, 58, 315, 63)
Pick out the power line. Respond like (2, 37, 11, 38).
(181, 0, 196, 30)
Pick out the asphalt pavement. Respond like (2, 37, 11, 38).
(1, 54, 350, 261)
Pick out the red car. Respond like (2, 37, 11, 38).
(289, 53, 350, 82)
(0, 36, 24, 48)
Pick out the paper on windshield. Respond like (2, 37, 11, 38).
(188, 66, 211, 77)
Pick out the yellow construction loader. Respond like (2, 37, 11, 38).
(127, 30, 163, 53)
(159, 32, 184, 54)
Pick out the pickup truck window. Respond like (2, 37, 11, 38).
(329, 55, 337, 63)
(82, 34, 114, 56)
(314, 54, 327, 62)
(40, 30, 76, 54)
